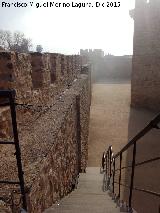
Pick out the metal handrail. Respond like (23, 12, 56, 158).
(101, 112, 160, 212)
(0, 90, 27, 211)
(114, 113, 160, 159)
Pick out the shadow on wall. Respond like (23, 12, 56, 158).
(124, 107, 160, 213)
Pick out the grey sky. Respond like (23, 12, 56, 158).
(0, 0, 135, 55)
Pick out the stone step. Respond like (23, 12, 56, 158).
(85, 167, 101, 174)
(78, 174, 103, 181)
(75, 181, 104, 193)
(44, 167, 120, 213)
(45, 204, 120, 213)
(59, 193, 111, 204)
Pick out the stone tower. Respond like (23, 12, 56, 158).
(131, 0, 160, 111)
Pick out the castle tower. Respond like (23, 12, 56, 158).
(131, 0, 160, 111)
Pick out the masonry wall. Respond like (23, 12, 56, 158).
(27, 76, 90, 212)
(0, 51, 91, 212)
(0, 51, 82, 143)
(123, 2, 160, 212)
(131, 0, 160, 111)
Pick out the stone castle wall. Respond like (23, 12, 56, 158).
(125, 2, 160, 212)
(27, 75, 90, 212)
(131, 0, 160, 111)
(0, 51, 81, 104)
(0, 51, 91, 212)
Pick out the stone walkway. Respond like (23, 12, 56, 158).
(44, 167, 120, 213)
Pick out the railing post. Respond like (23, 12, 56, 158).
(110, 147, 112, 179)
(102, 152, 105, 170)
(9, 91, 27, 211)
(102, 112, 160, 212)
(129, 142, 137, 210)
(106, 152, 108, 176)
(112, 157, 115, 195)
(107, 150, 109, 180)
(118, 153, 122, 199)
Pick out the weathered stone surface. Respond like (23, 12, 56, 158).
(126, 3, 160, 212)
(30, 52, 51, 89)
(49, 54, 58, 84)
(0, 51, 82, 106)
(0, 107, 12, 139)
(0, 50, 91, 212)
(0, 51, 33, 103)
(131, 0, 160, 111)
(25, 74, 90, 212)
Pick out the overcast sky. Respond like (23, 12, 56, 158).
(0, 0, 135, 55)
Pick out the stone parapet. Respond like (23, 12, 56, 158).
(0, 51, 82, 105)
(0, 50, 91, 212)
(0, 51, 32, 103)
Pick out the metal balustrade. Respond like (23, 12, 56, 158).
(101, 113, 160, 212)
(0, 90, 82, 212)
(0, 90, 27, 212)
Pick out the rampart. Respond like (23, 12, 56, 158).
(0, 51, 91, 212)
(131, 0, 160, 111)
(124, 2, 160, 212)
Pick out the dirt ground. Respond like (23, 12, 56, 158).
(88, 83, 131, 166)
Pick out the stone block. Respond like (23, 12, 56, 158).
(30, 52, 51, 89)
(0, 51, 32, 102)
(131, 0, 160, 111)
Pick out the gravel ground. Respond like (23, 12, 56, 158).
(88, 83, 131, 166)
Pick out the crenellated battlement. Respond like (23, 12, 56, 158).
(0, 51, 82, 105)
(0, 50, 91, 212)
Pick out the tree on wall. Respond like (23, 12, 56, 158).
(0, 30, 12, 50)
(36, 45, 43, 53)
(0, 30, 32, 53)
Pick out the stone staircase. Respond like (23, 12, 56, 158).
(44, 167, 120, 213)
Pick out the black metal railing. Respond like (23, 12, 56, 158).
(101, 113, 160, 212)
(0, 90, 27, 211)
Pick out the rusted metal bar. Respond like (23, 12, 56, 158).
(0, 141, 14, 145)
(112, 158, 115, 194)
(115, 156, 160, 172)
(106, 152, 108, 176)
(102, 112, 160, 210)
(114, 181, 160, 198)
(0, 181, 20, 184)
(129, 143, 137, 209)
(118, 153, 122, 199)
(9, 90, 27, 211)
(114, 113, 160, 159)
(109, 147, 112, 179)
(107, 150, 109, 179)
